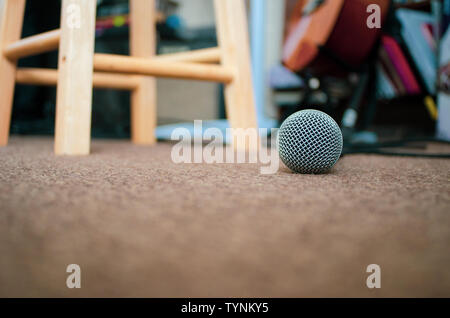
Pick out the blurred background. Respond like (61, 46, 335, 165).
(10, 0, 450, 149)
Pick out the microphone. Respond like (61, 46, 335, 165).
(277, 109, 343, 174)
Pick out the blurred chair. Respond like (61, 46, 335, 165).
(281, 0, 390, 142)
(0, 0, 257, 155)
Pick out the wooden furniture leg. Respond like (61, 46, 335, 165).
(0, 0, 26, 146)
(54, 0, 97, 155)
(129, 0, 157, 145)
(214, 0, 258, 150)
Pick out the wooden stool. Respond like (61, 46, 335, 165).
(0, 0, 257, 155)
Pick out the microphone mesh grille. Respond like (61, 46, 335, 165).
(277, 110, 343, 174)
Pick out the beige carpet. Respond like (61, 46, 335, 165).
(0, 136, 449, 297)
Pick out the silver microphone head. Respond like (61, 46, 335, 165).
(277, 109, 343, 174)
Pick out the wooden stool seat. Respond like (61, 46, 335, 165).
(0, 0, 257, 155)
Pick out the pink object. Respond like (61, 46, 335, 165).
(382, 35, 421, 95)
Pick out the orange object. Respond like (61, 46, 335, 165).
(283, 0, 390, 74)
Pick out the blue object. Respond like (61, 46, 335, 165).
(250, 0, 277, 130)
(269, 64, 305, 90)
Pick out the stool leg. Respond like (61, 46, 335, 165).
(54, 0, 96, 155)
(214, 0, 258, 150)
(0, 0, 26, 146)
(130, 0, 157, 145)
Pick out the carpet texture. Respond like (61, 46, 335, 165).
(0, 137, 449, 297)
